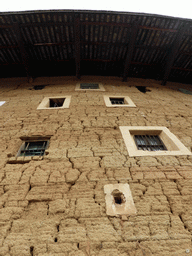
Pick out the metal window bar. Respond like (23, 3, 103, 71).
(110, 97, 125, 105)
(134, 135, 167, 151)
(80, 83, 99, 89)
(20, 141, 48, 156)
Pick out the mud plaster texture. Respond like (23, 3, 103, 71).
(0, 76, 192, 256)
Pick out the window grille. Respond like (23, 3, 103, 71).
(134, 135, 167, 151)
(80, 83, 99, 89)
(19, 141, 48, 156)
(49, 98, 65, 108)
(110, 98, 125, 105)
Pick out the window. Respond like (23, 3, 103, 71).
(0, 101, 5, 106)
(75, 83, 105, 91)
(110, 98, 125, 105)
(134, 135, 167, 151)
(17, 138, 49, 157)
(103, 95, 136, 107)
(33, 85, 45, 90)
(37, 96, 71, 110)
(80, 83, 99, 89)
(136, 86, 151, 93)
(49, 98, 65, 108)
(120, 126, 192, 157)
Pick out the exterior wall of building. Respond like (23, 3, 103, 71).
(0, 76, 192, 256)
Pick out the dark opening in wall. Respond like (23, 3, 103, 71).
(112, 189, 126, 205)
(110, 97, 125, 105)
(33, 85, 45, 90)
(54, 238, 58, 242)
(49, 98, 65, 108)
(136, 86, 151, 93)
(80, 83, 99, 89)
(30, 246, 34, 256)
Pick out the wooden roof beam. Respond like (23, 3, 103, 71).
(74, 14, 81, 79)
(13, 23, 31, 79)
(123, 22, 138, 82)
(162, 23, 188, 85)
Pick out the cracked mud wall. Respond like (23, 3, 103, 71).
(0, 76, 192, 255)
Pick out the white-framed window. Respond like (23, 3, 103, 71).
(103, 95, 136, 107)
(120, 126, 192, 157)
(75, 83, 105, 91)
(0, 101, 6, 106)
(37, 96, 71, 110)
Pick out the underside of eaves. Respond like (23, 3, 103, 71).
(0, 9, 192, 86)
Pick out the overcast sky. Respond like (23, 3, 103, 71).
(1, 0, 191, 20)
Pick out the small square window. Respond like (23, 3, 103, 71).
(104, 95, 136, 107)
(75, 83, 105, 91)
(37, 96, 71, 110)
(120, 126, 192, 157)
(18, 139, 49, 157)
(80, 83, 99, 89)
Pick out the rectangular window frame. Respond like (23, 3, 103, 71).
(37, 96, 71, 110)
(17, 137, 50, 157)
(75, 83, 105, 91)
(120, 126, 192, 157)
(104, 95, 136, 107)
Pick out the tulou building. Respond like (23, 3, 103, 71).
(1, 9, 192, 256)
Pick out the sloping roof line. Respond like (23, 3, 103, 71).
(0, 10, 192, 85)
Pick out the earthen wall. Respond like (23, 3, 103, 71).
(0, 76, 192, 256)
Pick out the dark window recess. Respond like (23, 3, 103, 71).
(49, 98, 65, 108)
(30, 246, 34, 256)
(136, 86, 151, 93)
(20, 141, 48, 156)
(33, 85, 45, 90)
(112, 189, 126, 205)
(110, 97, 125, 105)
(134, 135, 167, 151)
(80, 83, 99, 89)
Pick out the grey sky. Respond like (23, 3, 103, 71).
(1, 0, 191, 19)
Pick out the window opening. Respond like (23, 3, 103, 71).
(80, 83, 99, 89)
(30, 246, 34, 256)
(20, 141, 48, 156)
(33, 85, 45, 90)
(136, 86, 151, 93)
(134, 135, 167, 151)
(111, 189, 126, 205)
(110, 97, 125, 105)
(49, 98, 65, 108)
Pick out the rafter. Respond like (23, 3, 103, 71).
(123, 22, 138, 82)
(162, 23, 188, 85)
(13, 23, 31, 79)
(74, 14, 81, 79)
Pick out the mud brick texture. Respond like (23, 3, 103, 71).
(0, 76, 192, 255)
